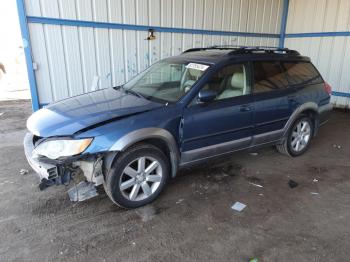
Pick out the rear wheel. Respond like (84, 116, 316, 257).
(104, 143, 170, 208)
(277, 116, 314, 157)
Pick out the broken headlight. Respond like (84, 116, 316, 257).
(33, 138, 93, 160)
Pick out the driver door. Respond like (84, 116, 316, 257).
(180, 63, 255, 165)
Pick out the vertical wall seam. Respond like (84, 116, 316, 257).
(325, 0, 341, 80)
(335, 0, 350, 90)
(202, 0, 206, 47)
(147, 0, 152, 65)
(273, 0, 281, 46)
(121, 0, 128, 82)
(39, 0, 55, 101)
(229, 0, 234, 45)
(171, 0, 174, 55)
(74, 0, 86, 93)
(220, 0, 225, 45)
(238, 0, 243, 45)
(135, 0, 141, 71)
(38, 0, 53, 102)
(57, 0, 71, 97)
(192, 0, 197, 47)
(211, 0, 216, 46)
(259, 0, 267, 46)
(181, 0, 185, 50)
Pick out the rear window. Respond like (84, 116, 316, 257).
(282, 62, 323, 86)
(253, 61, 289, 93)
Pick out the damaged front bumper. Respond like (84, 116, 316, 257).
(23, 133, 105, 197)
(23, 133, 59, 184)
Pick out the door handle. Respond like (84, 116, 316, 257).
(288, 95, 297, 103)
(240, 104, 252, 112)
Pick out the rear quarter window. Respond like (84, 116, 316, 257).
(282, 62, 323, 86)
(252, 61, 289, 93)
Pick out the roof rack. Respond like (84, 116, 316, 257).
(183, 45, 300, 55)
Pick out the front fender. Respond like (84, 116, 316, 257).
(110, 128, 180, 177)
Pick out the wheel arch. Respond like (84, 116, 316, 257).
(283, 102, 319, 137)
(108, 128, 180, 177)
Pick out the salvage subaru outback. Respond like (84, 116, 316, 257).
(24, 46, 332, 208)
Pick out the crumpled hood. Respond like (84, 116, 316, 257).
(27, 88, 162, 137)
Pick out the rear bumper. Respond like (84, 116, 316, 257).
(23, 133, 58, 181)
(318, 103, 332, 124)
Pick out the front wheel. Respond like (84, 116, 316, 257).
(277, 116, 314, 157)
(104, 143, 170, 208)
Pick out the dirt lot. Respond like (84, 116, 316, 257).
(0, 100, 349, 262)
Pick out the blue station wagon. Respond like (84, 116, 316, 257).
(24, 46, 332, 208)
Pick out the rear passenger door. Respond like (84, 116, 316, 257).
(251, 61, 296, 144)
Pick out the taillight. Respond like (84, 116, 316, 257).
(324, 82, 332, 95)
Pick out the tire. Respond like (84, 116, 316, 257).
(277, 116, 314, 157)
(104, 143, 170, 208)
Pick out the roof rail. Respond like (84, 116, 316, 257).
(183, 46, 300, 55)
(182, 46, 236, 53)
(228, 46, 300, 55)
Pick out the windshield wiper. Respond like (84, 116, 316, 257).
(113, 85, 146, 99)
(124, 88, 145, 99)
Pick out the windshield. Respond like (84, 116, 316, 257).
(123, 61, 209, 103)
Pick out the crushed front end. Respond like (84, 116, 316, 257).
(23, 132, 105, 201)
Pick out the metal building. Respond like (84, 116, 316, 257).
(285, 0, 350, 108)
(17, 0, 350, 111)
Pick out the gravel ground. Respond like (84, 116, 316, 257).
(0, 100, 349, 262)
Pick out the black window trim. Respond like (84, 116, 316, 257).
(189, 61, 253, 107)
(251, 60, 291, 94)
(281, 61, 324, 87)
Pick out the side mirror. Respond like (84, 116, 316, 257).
(198, 89, 217, 103)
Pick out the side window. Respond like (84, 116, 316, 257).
(282, 62, 323, 85)
(253, 61, 289, 93)
(204, 64, 249, 100)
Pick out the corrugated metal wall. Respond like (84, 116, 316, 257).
(285, 0, 350, 108)
(24, 0, 283, 105)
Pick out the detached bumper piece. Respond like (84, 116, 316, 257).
(23, 133, 102, 201)
(67, 181, 98, 202)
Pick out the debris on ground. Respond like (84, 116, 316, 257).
(19, 169, 29, 175)
(288, 179, 299, 189)
(250, 152, 258, 156)
(231, 202, 247, 212)
(333, 144, 342, 149)
(0, 180, 15, 186)
(220, 163, 242, 177)
(310, 192, 319, 195)
(67, 181, 98, 201)
(176, 199, 184, 204)
(313, 178, 319, 182)
(249, 182, 263, 188)
(0, 112, 4, 117)
(136, 205, 157, 222)
(246, 176, 262, 183)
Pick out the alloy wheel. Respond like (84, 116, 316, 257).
(290, 120, 311, 152)
(119, 156, 163, 201)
